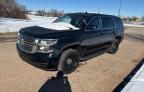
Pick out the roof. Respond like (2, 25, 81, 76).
(66, 12, 118, 18)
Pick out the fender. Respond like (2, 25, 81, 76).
(59, 42, 82, 54)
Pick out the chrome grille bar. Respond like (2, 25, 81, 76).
(18, 34, 36, 53)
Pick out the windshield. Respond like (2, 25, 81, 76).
(54, 15, 72, 24)
(53, 15, 86, 28)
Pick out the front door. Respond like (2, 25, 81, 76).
(81, 16, 106, 56)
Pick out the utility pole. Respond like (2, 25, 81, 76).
(118, 0, 123, 17)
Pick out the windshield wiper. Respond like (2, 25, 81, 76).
(67, 27, 73, 30)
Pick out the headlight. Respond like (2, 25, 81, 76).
(17, 32, 20, 43)
(17, 32, 20, 36)
(36, 39, 57, 53)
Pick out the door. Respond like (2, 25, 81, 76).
(100, 16, 116, 46)
(81, 16, 106, 56)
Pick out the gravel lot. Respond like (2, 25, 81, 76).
(0, 28, 144, 92)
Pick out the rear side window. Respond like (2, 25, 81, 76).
(101, 17, 115, 28)
(115, 17, 123, 28)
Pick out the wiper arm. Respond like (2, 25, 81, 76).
(67, 27, 73, 30)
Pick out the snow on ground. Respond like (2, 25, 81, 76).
(124, 24, 144, 28)
(0, 15, 57, 33)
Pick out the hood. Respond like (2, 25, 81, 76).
(20, 26, 60, 37)
(38, 22, 79, 30)
(20, 22, 80, 38)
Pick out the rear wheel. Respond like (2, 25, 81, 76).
(58, 49, 80, 74)
(107, 39, 120, 54)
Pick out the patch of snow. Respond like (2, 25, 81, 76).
(39, 22, 79, 30)
(0, 15, 57, 33)
(124, 24, 144, 28)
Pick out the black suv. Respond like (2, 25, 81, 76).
(17, 13, 124, 74)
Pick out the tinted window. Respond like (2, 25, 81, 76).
(102, 17, 115, 28)
(115, 17, 123, 28)
(86, 17, 100, 30)
(74, 17, 86, 28)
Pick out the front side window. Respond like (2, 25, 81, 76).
(102, 17, 115, 28)
(115, 17, 123, 28)
(86, 17, 100, 30)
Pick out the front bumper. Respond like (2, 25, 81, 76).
(16, 44, 59, 71)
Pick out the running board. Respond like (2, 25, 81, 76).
(80, 48, 106, 61)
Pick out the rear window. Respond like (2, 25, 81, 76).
(101, 17, 115, 28)
(115, 17, 123, 28)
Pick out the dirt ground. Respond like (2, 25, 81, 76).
(0, 28, 144, 92)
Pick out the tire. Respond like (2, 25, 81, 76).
(107, 39, 120, 54)
(58, 49, 80, 74)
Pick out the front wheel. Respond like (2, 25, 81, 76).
(58, 49, 80, 74)
(107, 39, 120, 54)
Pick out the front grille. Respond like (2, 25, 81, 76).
(19, 35, 35, 45)
(18, 34, 36, 53)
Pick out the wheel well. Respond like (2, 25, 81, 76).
(61, 45, 82, 55)
(115, 36, 122, 42)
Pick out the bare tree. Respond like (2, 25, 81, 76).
(37, 9, 64, 17)
(37, 10, 46, 16)
(0, 0, 27, 18)
(131, 16, 138, 21)
(141, 16, 144, 22)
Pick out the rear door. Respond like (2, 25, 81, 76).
(100, 16, 116, 45)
